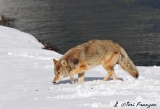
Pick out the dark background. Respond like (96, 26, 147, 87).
(1, 0, 160, 66)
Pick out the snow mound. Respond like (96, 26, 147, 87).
(0, 26, 44, 48)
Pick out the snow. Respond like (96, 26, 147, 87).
(0, 25, 160, 109)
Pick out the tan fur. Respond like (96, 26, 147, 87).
(53, 39, 139, 84)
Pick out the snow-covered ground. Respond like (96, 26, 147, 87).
(0, 25, 160, 109)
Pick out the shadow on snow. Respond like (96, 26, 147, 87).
(52, 77, 124, 85)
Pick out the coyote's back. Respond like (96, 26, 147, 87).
(62, 39, 120, 68)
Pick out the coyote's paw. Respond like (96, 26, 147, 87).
(71, 78, 75, 84)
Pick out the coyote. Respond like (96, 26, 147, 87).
(53, 39, 139, 83)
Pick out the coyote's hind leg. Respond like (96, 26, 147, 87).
(102, 53, 119, 81)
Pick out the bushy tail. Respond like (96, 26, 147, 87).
(118, 47, 139, 78)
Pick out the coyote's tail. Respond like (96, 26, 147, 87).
(118, 47, 139, 78)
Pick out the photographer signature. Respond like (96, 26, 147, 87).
(120, 101, 157, 108)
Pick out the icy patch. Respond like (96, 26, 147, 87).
(135, 96, 143, 102)
(8, 52, 52, 60)
(83, 101, 119, 108)
(84, 102, 110, 108)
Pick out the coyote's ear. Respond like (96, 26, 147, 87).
(53, 59, 58, 64)
(61, 59, 67, 66)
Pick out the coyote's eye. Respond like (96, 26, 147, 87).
(58, 72, 60, 74)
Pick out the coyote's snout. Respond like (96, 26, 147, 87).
(53, 59, 69, 83)
(53, 39, 139, 84)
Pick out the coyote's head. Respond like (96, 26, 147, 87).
(53, 59, 69, 83)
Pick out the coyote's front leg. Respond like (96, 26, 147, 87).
(78, 72, 85, 83)
(69, 61, 87, 84)
(69, 73, 75, 84)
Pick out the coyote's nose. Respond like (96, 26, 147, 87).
(53, 81, 56, 83)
